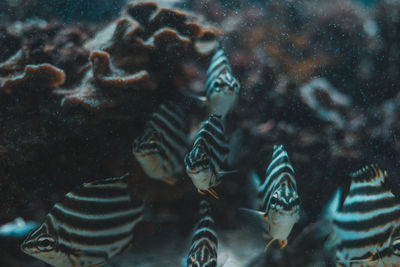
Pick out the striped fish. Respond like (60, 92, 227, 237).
(133, 102, 188, 185)
(244, 145, 300, 250)
(21, 174, 145, 267)
(184, 114, 230, 199)
(330, 164, 400, 267)
(205, 44, 240, 118)
(187, 200, 218, 267)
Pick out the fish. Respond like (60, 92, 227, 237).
(133, 102, 188, 185)
(184, 114, 230, 199)
(205, 43, 240, 118)
(20, 174, 145, 267)
(242, 145, 300, 250)
(329, 164, 400, 267)
(186, 200, 218, 267)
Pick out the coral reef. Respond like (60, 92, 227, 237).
(54, 50, 155, 110)
(56, 0, 221, 111)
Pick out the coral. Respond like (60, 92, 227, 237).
(54, 50, 155, 110)
(57, 0, 221, 111)
(0, 61, 65, 94)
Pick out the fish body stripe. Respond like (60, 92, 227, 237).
(258, 145, 297, 213)
(50, 201, 143, 231)
(187, 200, 218, 267)
(206, 47, 232, 97)
(193, 132, 227, 170)
(347, 186, 390, 198)
(145, 103, 187, 174)
(21, 175, 145, 267)
(158, 103, 186, 130)
(55, 225, 137, 246)
(133, 103, 188, 181)
(207, 49, 231, 75)
(337, 226, 393, 249)
(333, 164, 400, 265)
(192, 115, 229, 172)
(340, 197, 399, 214)
(61, 195, 133, 214)
(334, 206, 400, 231)
(150, 112, 187, 151)
(191, 228, 218, 246)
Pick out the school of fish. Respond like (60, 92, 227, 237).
(19, 43, 400, 267)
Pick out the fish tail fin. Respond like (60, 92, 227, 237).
(322, 188, 342, 223)
(247, 170, 261, 209)
(316, 188, 342, 260)
(227, 129, 243, 167)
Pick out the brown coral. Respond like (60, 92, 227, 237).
(0, 49, 65, 94)
(0, 19, 92, 91)
(57, 1, 221, 111)
(54, 50, 155, 110)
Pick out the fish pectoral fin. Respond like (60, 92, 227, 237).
(183, 91, 207, 103)
(161, 177, 177, 186)
(198, 189, 207, 195)
(238, 208, 267, 221)
(278, 239, 287, 249)
(265, 238, 277, 251)
(265, 239, 286, 251)
(216, 169, 238, 177)
(207, 188, 219, 199)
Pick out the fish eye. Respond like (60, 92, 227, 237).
(37, 236, 56, 252)
(270, 196, 277, 205)
(213, 81, 221, 92)
(392, 239, 400, 255)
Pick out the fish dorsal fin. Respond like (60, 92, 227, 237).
(265, 144, 294, 177)
(271, 145, 291, 165)
(199, 200, 211, 216)
(350, 164, 388, 185)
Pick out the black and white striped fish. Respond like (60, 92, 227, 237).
(205, 44, 240, 118)
(21, 174, 145, 267)
(133, 102, 188, 185)
(184, 114, 230, 199)
(187, 200, 218, 267)
(328, 164, 400, 267)
(244, 145, 300, 249)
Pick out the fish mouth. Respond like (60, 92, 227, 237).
(133, 152, 152, 158)
(187, 168, 205, 175)
(133, 147, 159, 157)
(20, 243, 35, 254)
(223, 86, 235, 94)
